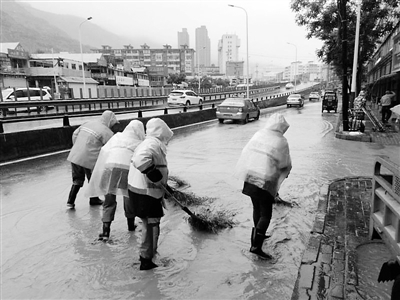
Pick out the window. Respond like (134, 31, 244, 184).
(72, 63, 76, 70)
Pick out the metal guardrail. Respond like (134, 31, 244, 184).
(0, 85, 285, 132)
(370, 156, 400, 263)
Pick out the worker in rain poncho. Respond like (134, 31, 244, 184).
(234, 113, 292, 259)
(66, 110, 118, 208)
(86, 120, 145, 241)
(128, 118, 174, 271)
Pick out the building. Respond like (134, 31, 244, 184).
(283, 60, 322, 83)
(0, 42, 30, 89)
(366, 19, 400, 100)
(218, 34, 241, 75)
(178, 28, 190, 48)
(195, 26, 211, 71)
(92, 44, 196, 82)
(226, 61, 244, 78)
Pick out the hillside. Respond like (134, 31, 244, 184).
(0, 0, 148, 54)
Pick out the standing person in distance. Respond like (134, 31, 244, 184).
(380, 90, 396, 123)
(86, 120, 145, 241)
(128, 118, 174, 271)
(235, 113, 292, 259)
(66, 110, 119, 208)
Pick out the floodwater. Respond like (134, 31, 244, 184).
(1, 100, 399, 300)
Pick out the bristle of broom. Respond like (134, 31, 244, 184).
(187, 208, 237, 233)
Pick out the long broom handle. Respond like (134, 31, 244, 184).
(160, 184, 195, 217)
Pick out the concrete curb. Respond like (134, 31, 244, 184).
(334, 111, 372, 142)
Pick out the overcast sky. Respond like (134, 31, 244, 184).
(18, 0, 324, 72)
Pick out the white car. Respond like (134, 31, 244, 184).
(285, 83, 294, 89)
(308, 92, 321, 101)
(286, 93, 304, 108)
(167, 90, 203, 106)
(1, 87, 52, 113)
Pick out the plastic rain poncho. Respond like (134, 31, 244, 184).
(67, 110, 118, 169)
(128, 118, 174, 199)
(85, 120, 145, 198)
(234, 113, 292, 196)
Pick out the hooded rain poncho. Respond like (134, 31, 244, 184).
(128, 118, 174, 199)
(86, 120, 145, 197)
(234, 113, 292, 196)
(67, 110, 118, 169)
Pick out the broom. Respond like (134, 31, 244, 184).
(160, 184, 236, 233)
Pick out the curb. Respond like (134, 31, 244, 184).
(334, 111, 372, 142)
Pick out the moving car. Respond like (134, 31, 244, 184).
(308, 92, 320, 101)
(216, 97, 260, 124)
(167, 90, 203, 106)
(285, 83, 294, 89)
(322, 90, 338, 113)
(1, 87, 53, 114)
(286, 93, 304, 108)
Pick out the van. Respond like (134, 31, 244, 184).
(1, 87, 53, 114)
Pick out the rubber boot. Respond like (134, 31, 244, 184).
(89, 197, 104, 206)
(98, 222, 111, 241)
(250, 229, 272, 260)
(127, 218, 137, 231)
(67, 185, 80, 209)
(250, 227, 255, 251)
(139, 256, 158, 271)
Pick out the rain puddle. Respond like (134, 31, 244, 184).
(356, 241, 393, 299)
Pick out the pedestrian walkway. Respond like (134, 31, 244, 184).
(291, 177, 385, 299)
(335, 101, 400, 145)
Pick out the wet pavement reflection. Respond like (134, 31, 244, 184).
(1, 99, 399, 299)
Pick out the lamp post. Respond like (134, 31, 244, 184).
(287, 42, 297, 92)
(79, 17, 92, 98)
(228, 4, 249, 99)
(350, 0, 361, 106)
(197, 46, 205, 90)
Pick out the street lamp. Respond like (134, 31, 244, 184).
(197, 46, 205, 89)
(287, 42, 297, 92)
(228, 4, 249, 99)
(79, 17, 92, 98)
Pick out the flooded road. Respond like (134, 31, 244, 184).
(1, 99, 399, 300)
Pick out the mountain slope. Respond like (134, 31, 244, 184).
(0, 0, 152, 54)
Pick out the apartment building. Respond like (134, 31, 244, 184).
(218, 34, 241, 75)
(178, 28, 190, 48)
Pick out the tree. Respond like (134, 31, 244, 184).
(291, 0, 400, 90)
(166, 73, 186, 85)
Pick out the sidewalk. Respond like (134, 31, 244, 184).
(335, 101, 400, 145)
(291, 177, 376, 299)
(291, 103, 400, 299)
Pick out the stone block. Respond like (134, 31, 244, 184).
(299, 265, 315, 289)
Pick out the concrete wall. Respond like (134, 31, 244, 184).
(0, 109, 217, 163)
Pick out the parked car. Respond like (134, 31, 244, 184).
(167, 90, 203, 106)
(216, 97, 260, 124)
(286, 93, 304, 108)
(308, 92, 321, 101)
(1, 87, 53, 114)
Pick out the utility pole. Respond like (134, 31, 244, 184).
(340, 0, 349, 131)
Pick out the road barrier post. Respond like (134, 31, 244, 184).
(63, 115, 70, 127)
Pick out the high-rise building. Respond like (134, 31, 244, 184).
(218, 34, 241, 75)
(178, 28, 189, 48)
(195, 26, 211, 72)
